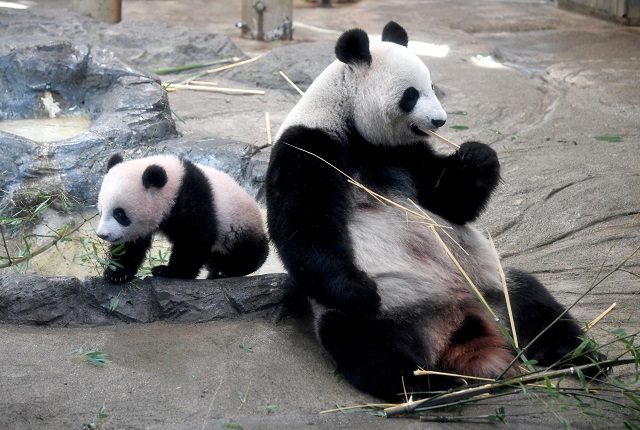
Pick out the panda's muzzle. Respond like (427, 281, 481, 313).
(412, 118, 446, 136)
(97, 232, 121, 243)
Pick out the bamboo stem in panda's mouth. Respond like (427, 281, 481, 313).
(419, 128, 461, 150)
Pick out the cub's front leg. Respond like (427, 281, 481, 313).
(103, 236, 152, 284)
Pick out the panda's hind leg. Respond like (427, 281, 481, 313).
(206, 230, 269, 278)
(505, 268, 607, 377)
(316, 309, 457, 401)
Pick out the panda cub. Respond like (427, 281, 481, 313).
(97, 154, 268, 283)
(266, 22, 605, 400)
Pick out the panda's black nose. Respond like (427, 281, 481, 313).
(431, 118, 446, 128)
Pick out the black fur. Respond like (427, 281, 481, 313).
(500, 269, 608, 376)
(104, 236, 152, 284)
(381, 20, 409, 47)
(107, 153, 123, 171)
(399, 87, 420, 113)
(206, 228, 269, 279)
(335, 28, 372, 66)
(142, 164, 168, 189)
(150, 159, 219, 279)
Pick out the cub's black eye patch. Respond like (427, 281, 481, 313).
(113, 208, 131, 226)
(399, 87, 420, 113)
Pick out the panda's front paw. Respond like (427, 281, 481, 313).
(458, 141, 499, 171)
(103, 266, 136, 284)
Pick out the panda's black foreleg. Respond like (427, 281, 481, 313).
(316, 309, 456, 402)
(206, 230, 269, 278)
(103, 235, 153, 284)
(266, 127, 381, 313)
(504, 268, 608, 378)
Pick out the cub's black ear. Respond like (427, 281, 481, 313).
(107, 154, 123, 171)
(142, 164, 168, 189)
(335, 28, 371, 66)
(381, 21, 408, 47)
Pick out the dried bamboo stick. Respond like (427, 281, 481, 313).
(413, 369, 495, 382)
(167, 84, 265, 95)
(279, 71, 305, 96)
(186, 80, 218, 86)
(419, 128, 461, 150)
(487, 230, 519, 349)
(206, 56, 259, 74)
(585, 302, 617, 331)
(265, 112, 272, 146)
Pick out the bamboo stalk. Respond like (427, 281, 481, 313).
(186, 80, 218, 86)
(166, 84, 265, 95)
(319, 403, 396, 414)
(265, 112, 272, 146)
(279, 71, 305, 96)
(585, 302, 617, 331)
(487, 230, 519, 349)
(0, 222, 77, 269)
(385, 358, 634, 417)
(413, 369, 495, 382)
(429, 224, 495, 317)
(419, 128, 460, 150)
(206, 56, 259, 74)
(152, 57, 238, 75)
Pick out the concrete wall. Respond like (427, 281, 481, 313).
(559, 0, 640, 25)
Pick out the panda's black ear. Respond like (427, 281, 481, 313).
(142, 164, 168, 189)
(107, 154, 123, 172)
(381, 21, 409, 47)
(335, 28, 371, 66)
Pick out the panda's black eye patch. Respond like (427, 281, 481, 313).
(113, 208, 131, 226)
(399, 87, 420, 113)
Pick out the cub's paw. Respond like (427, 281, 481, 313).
(458, 141, 499, 171)
(151, 265, 172, 278)
(152, 265, 199, 279)
(103, 266, 136, 284)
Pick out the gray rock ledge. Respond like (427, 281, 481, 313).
(0, 273, 287, 326)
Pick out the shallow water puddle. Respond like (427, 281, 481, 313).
(0, 116, 92, 143)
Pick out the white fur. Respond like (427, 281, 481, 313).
(96, 155, 184, 243)
(275, 40, 447, 146)
(198, 165, 264, 253)
(347, 192, 502, 312)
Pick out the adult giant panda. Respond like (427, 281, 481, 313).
(266, 21, 605, 400)
(97, 154, 268, 283)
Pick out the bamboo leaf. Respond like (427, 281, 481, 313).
(108, 296, 119, 312)
(594, 135, 622, 142)
(624, 392, 640, 408)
